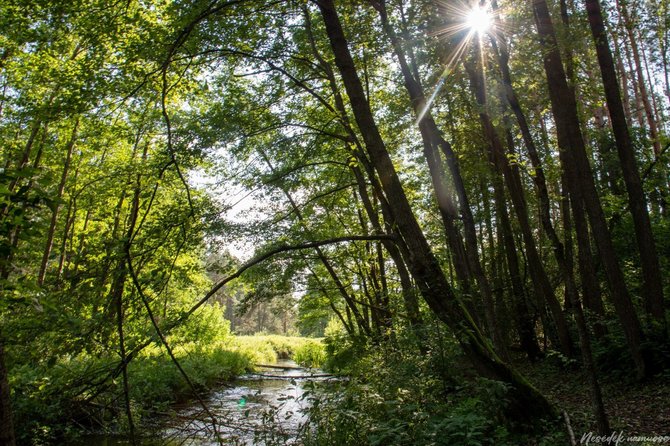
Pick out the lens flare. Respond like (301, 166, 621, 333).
(466, 7, 491, 34)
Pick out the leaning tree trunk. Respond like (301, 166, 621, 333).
(304, 8, 426, 337)
(350, 164, 425, 335)
(372, 1, 505, 356)
(316, 0, 555, 423)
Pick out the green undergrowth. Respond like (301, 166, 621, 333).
(11, 341, 253, 444)
(301, 323, 566, 446)
(293, 339, 327, 368)
(10, 330, 325, 444)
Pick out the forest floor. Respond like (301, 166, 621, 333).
(523, 357, 670, 439)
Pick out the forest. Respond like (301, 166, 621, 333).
(0, 0, 669, 444)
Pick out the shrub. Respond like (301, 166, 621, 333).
(233, 335, 323, 365)
(301, 336, 565, 446)
(293, 340, 326, 368)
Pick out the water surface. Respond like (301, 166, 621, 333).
(73, 360, 326, 446)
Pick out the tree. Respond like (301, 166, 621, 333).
(315, 0, 554, 422)
(584, 0, 667, 334)
(531, 0, 649, 378)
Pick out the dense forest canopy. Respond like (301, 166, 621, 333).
(0, 0, 669, 444)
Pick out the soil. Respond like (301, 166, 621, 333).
(522, 357, 670, 439)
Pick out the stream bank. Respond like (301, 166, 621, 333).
(71, 360, 333, 446)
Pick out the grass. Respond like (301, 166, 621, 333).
(11, 334, 324, 443)
(233, 334, 325, 367)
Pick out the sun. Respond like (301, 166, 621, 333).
(466, 6, 492, 35)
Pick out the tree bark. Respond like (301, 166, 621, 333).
(464, 49, 573, 356)
(304, 8, 425, 337)
(531, 0, 648, 378)
(490, 20, 598, 342)
(372, 0, 505, 357)
(317, 0, 554, 422)
(38, 120, 79, 285)
(584, 0, 666, 333)
(350, 165, 425, 333)
(616, 0, 662, 155)
(493, 172, 543, 360)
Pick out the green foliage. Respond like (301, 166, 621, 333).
(232, 336, 278, 364)
(169, 302, 232, 346)
(10, 340, 253, 443)
(302, 331, 565, 446)
(293, 340, 326, 368)
(1, 0, 668, 444)
(321, 318, 367, 373)
(233, 334, 324, 366)
(10, 356, 114, 444)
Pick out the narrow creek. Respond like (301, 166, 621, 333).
(74, 360, 331, 446)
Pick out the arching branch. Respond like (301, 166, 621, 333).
(174, 234, 398, 326)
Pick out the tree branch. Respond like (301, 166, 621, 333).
(175, 234, 398, 325)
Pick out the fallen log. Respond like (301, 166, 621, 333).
(250, 373, 335, 379)
(255, 364, 304, 370)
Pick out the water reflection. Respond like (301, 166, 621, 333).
(73, 360, 328, 446)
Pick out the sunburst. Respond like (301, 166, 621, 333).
(466, 6, 492, 35)
(417, 1, 504, 124)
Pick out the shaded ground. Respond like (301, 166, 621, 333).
(522, 358, 670, 439)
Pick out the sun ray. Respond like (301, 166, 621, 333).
(416, 29, 475, 125)
(416, 0, 517, 124)
(466, 6, 491, 34)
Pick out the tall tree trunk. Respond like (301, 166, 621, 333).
(616, 0, 662, 155)
(493, 173, 543, 360)
(490, 20, 598, 341)
(304, 8, 425, 337)
(371, 1, 505, 357)
(316, 0, 554, 422)
(350, 165, 424, 334)
(584, 0, 667, 333)
(464, 49, 573, 356)
(38, 120, 79, 285)
(613, 36, 634, 127)
(111, 141, 151, 445)
(640, 44, 663, 128)
(4, 121, 42, 200)
(565, 267, 611, 435)
(566, 173, 607, 336)
(531, 0, 648, 378)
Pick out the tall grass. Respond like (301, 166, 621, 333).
(233, 335, 325, 367)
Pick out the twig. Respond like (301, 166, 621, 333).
(563, 410, 577, 446)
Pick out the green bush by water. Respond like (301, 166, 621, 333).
(293, 340, 326, 368)
(301, 323, 566, 446)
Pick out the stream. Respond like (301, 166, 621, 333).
(74, 360, 330, 446)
